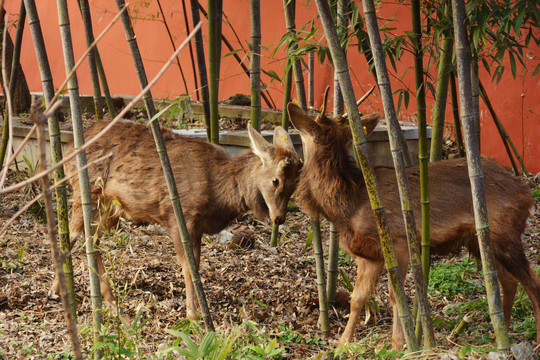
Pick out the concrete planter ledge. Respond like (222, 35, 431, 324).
(6, 94, 430, 170)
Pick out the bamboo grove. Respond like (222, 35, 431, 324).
(0, 0, 538, 358)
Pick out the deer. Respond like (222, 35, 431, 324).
(287, 93, 539, 350)
(64, 119, 301, 320)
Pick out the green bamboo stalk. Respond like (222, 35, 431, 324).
(181, 0, 199, 101)
(308, 51, 314, 108)
(155, 0, 189, 95)
(56, 0, 103, 351)
(93, 48, 115, 117)
(471, 49, 480, 147)
(250, 0, 261, 131)
(479, 80, 526, 176)
(311, 218, 330, 333)
(24, 0, 77, 321)
(326, 0, 348, 309)
(411, 0, 435, 347)
(189, 0, 210, 139)
(449, 71, 465, 157)
(32, 103, 83, 360)
(283, 0, 307, 110)
(452, 0, 509, 351)
(114, 0, 214, 332)
(314, 0, 419, 351)
(429, 5, 453, 162)
(358, 21, 413, 167)
(77, 0, 103, 120)
(197, 2, 276, 109)
(363, 0, 433, 349)
(281, 60, 293, 130)
(208, 0, 221, 144)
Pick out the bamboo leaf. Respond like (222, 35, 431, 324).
(508, 51, 517, 79)
(261, 69, 281, 82)
(223, 49, 244, 58)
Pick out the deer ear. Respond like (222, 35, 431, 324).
(248, 125, 273, 164)
(273, 126, 296, 155)
(361, 113, 380, 137)
(287, 103, 322, 138)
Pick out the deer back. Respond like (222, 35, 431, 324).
(66, 120, 301, 236)
(287, 103, 533, 262)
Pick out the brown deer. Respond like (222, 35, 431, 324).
(65, 119, 301, 319)
(287, 101, 539, 350)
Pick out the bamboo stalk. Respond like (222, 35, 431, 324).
(284, 0, 307, 110)
(308, 51, 314, 108)
(197, 2, 276, 109)
(189, 0, 210, 139)
(452, 0, 509, 351)
(0, 1, 25, 170)
(364, 0, 435, 349)
(311, 218, 330, 334)
(250, 0, 261, 131)
(281, 60, 293, 130)
(181, 0, 199, 101)
(314, 0, 419, 351)
(114, 2, 214, 332)
(76, 0, 115, 117)
(208, 0, 221, 144)
(449, 71, 465, 157)
(430, 5, 453, 162)
(77, 0, 103, 119)
(24, 0, 77, 319)
(56, 0, 103, 351)
(155, 0, 189, 95)
(471, 50, 480, 147)
(411, 0, 435, 347)
(31, 101, 83, 360)
(93, 48, 115, 117)
(479, 80, 526, 176)
(326, 0, 348, 309)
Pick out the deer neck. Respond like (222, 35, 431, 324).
(217, 152, 269, 220)
(298, 146, 364, 225)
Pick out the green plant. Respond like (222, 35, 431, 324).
(429, 257, 483, 299)
(532, 186, 540, 202)
(2, 258, 23, 274)
(91, 309, 149, 358)
(161, 321, 287, 360)
(17, 243, 27, 261)
(47, 350, 74, 360)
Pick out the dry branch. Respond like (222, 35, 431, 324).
(30, 100, 83, 360)
(0, 22, 202, 196)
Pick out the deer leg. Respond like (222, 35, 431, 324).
(514, 263, 540, 345)
(496, 266, 518, 328)
(338, 257, 384, 346)
(171, 226, 202, 320)
(495, 242, 540, 345)
(387, 241, 410, 351)
(94, 238, 116, 304)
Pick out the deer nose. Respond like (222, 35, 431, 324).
(273, 216, 285, 225)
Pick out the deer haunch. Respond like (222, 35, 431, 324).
(65, 119, 301, 319)
(287, 102, 539, 350)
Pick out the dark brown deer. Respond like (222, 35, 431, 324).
(287, 101, 539, 350)
(65, 119, 301, 319)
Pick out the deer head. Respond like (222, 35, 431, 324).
(247, 125, 301, 224)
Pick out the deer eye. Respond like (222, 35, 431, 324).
(272, 178, 279, 187)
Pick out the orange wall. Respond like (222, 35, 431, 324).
(5, 0, 540, 172)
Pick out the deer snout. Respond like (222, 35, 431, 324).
(273, 215, 286, 225)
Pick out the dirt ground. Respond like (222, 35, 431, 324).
(1, 170, 539, 359)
